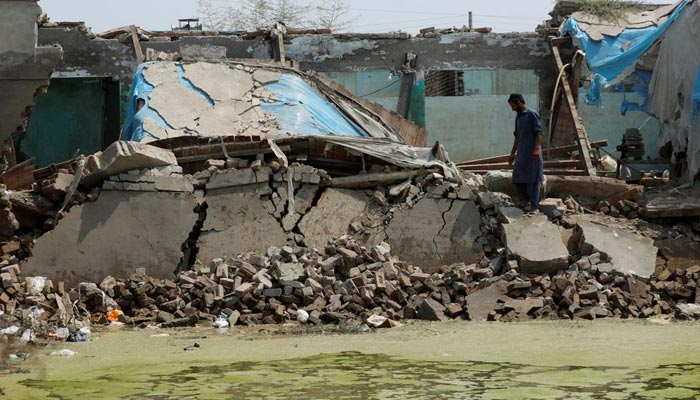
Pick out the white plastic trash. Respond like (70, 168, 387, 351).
(25, 276, 46, 296)
(51, 349, 76, 357)
(55, 327, 70, 340)
(213, 319, 229, 329)
(21, 329, 36, 342)
(296, 309, 309, 324)
(600, 155, 618, 172)
(0, 326, 19, 335)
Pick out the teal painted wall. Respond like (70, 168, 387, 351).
(425, 94, 538, 162)
(323, 69, 540, 162)
(426, 69, 539, 162)
(24, 78, 105, 167)
(577, 92, 662, 160)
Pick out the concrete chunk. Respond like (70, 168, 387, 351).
(417, 298, 447, 321)
(502, 215, 569, 274)
(576, 220, 657, 278)
(83, 141, 177, 186)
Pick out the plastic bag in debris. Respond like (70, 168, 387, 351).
(106, 309, 124, 322)
(21, 329, 36, 343)
(213, 313, 229, 329)
(0, 326, 20, 336)
(483, 171, 513, 193)
(25, 276, 46, 296)
(296, 309, 309, 324)
(27, 306, 45, 328)
(600, 155, 618, 172)
(67, 327, 92, 342)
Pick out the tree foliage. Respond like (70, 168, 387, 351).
(197, 0, 355, 32)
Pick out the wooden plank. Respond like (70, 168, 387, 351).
(457, 140, 608, 166)
(130, 25, 145, 64)
(460, 160, 584, 170)
(550, 40, 596, 176)
(465, 169, 588, 176)
(396, 71, 415, 118)
(0, 157, 36, 190)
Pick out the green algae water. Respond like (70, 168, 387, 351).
(4, 320, 700, 399)
(18, 353, 700, 399)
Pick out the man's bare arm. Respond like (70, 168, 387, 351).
(508, 136, 519, 166)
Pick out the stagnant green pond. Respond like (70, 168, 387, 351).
(3, 320, 700, 399)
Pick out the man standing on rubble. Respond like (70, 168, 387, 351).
(507, 93, 544, 212)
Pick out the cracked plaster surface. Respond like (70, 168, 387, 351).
(386, 197, 483, 272)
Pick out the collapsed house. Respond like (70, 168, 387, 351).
(0, 1, 699, 336)
(550, 0, 700, 182)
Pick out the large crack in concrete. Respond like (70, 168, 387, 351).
(432, 198, 457, 263)
(178, 199, 208, 273)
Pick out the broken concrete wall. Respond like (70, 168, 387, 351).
(21, 190, 198, 287)
(386, 197, 483, 273)
(0, 0, 62, 141)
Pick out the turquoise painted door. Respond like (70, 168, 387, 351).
(23, 78, 106, 167)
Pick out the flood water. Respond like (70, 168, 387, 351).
(3, 320, 700, 399)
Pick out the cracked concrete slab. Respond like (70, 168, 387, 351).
(183, 62, 254, 101)
(253, 69, 282, 85)
(83, 141, 177, 186)
(198, 185, 288, 264)
(386, 198, 482, 273)
(502, 214, 569, 274)
(148, 81, 212, 130)
(576, 220, 657, 278)
(142, 62, 179, 86)
(22, 191, 198, 287)
(195, 100, 251, 136)
(298, 189, 370, 249)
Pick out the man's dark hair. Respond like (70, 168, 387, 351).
(508, 93, 525, 104)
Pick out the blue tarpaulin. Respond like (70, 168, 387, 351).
(260, 74, 368, 137)
(617, 70, 653, 115)
(561, 0, 691, 106)
(122, 62, 370, 142)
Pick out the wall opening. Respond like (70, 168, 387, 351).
(425, 70, 464, 97)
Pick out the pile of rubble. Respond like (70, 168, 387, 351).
(595, 199, 646, 220)
(2, 231, 700, 339)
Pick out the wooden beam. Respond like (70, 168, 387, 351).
(457, 140, 608, 166)
(460, 160, 584, 171)
(465, 169, 588, 176)
(0, 157, 36, 190)
(272, 23, 286, 63)
(129, 25, 144, 64)
(551, 36, 572, 46)
(550, 39, 596, 176)
(396, 71, 415, 118)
